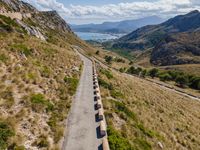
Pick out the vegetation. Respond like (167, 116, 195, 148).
(100, 69, 113, 79)
(105, 55, 113, 64)
(64, 77, 79, 95)
(30, 94, 54, 112)
(126, 66, 200, 90)
(10, 44, 33, 56)
(0, 122, 15, 149)
(107, 126, 134, 150)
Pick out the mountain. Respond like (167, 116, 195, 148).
(109, 10, 200, 66)
(151, 31, 200, 65)
(0, 0, 92, 149)
(71, 16, 164, 34)
(111, 10, 200, 51)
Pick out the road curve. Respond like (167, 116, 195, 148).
(62, 51, 102, 150)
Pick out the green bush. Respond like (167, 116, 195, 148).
(0, 54, 8, 63)
(127, 66, 142, 76)
(158, 73, 172, 81)
(37, 137, 49, 148)
(10, 44, 32, 56)
(148, 68, 159, 78)
(95, 50, 100, 55)
(100, 69, 113, 79)
(30, 94, 54, 112)
(189, 76, 200, 90)
(98, 78, 113, 90)
(105, 55, 113, 64)
(64, 77, 79, 95)
(175, 75, 188, 87)
(110, 90, 124, 99)
(134, 138, 152, 150)
(107, 126, 134, 150)
(40, 66, 51, 78)
(113, 101, 136, 120)
(0, 122, 15, 149)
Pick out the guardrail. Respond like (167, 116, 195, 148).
(92, 61, 110, 150)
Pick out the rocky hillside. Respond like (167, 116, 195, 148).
(151, 31, 200, 65)
(107, 10, 200, 66)
(0, 0, 91, 149)
(0, 0, 37, 12)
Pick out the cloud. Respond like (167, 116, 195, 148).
(23, 0, 200, 23)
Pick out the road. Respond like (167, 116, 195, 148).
(93, 56, 200, 102)
(62, 51, 102, 150)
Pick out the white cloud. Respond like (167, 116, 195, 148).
(23, 0, 200, 24)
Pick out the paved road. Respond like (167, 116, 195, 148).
(93, 56, 200, 102)
(62, 51, 102, 150)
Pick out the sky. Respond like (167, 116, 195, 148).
(23, 0, 200, 24)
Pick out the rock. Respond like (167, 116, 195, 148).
(158, 142, 164, 149)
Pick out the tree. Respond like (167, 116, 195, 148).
(159, 73, 172, 81)
(175, 75, 188, 87)
(105, 55, 113, 64)
(141, 69, 147, 78)
(189, 76, 200, 90)
(95, 50, 100, 55)
(148, 68, 159, 78)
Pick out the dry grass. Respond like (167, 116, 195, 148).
(98, 67, 200, 150)
(158, 64, 200, 76)
(0, 32, 82, 149)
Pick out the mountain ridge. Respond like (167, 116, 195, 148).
(71, 16, 164, 34)
(107, 10, 200, 66)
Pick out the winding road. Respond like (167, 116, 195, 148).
(62, 50, 102, 150)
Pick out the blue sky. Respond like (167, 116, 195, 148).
(24, 0, 200, 24)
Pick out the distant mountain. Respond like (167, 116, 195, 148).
(71, 16, 164, 34)
(111, 10, 200, 51)
(108, 10, 200, 66)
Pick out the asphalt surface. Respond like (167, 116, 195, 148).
(62, 52, 102, 150)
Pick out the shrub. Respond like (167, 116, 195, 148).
(141, 69, 147, 77)
(40, 66, 51, 78)
(158, 73, 172, 81)
(134, 138, 152, 150)
(110, 90, 124, 99)
(114, 57, 125, 63)
(10, 44, 32, 56)
(189, 76, 200, 90)
(148, 68, 159, 78)
(119, 67, 126, 73)
(36, 137, 49, 148)
(95, 50, 100, 55)
(30, 94, 54, 112)
(107, 126, 134, 150)
(105, 55, 113, 64)
(64, 77, 79, 95)
(100, 69, 113, 79)
(98, 78, 113, 90)
(127, 66, 142, 76)
(175, 75, 188, 87)
(0, 122, 15, 149)
(0, 54, 8, 63)
(113, 101, 136, 120)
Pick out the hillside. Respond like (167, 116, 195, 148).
(151, 31, 200, 66)
(107, 10, 200, 66)
(0, 0, 92, 149)
(97, 67, 200, 150)
(71, 16, 163, 34)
